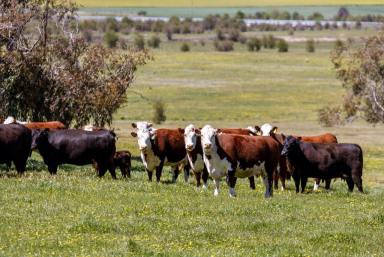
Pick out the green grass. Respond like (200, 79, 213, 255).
(1, 28, 384, 256)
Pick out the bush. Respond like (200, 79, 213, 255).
(263, 34, 276, 48)
(165, 26, 173, 40)
(306, 39, 315, 52)
(318, 106, 344, 127)
(134, 34, 145, 50)
(104, 30, 119, 48)
(152, 99, 166, 124)
(247, 37, 261, 52)
(228, 29, 241, 42)
(180, 42, 190, 52)
(147, 35, 161, 48)
(214, 40, 234, 52)
(277, 39, 288, 52)
(216, 28, 225, 41)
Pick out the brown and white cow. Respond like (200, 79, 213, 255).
(200, 125, 280, 198)
(184, 124, 261, 189)
(131, 123, 189, 183)
(3, 116, 66, 130)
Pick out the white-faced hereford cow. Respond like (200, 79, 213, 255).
(200, 125, 280, 198)
(131, 123, 189, 183)
(282, 136, 363, 193)
(0, 124, 32, 174)
(184, 124, 261, 189)
(32, 129, 117, 177)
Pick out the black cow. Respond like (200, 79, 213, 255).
(0, 124, 32, 174)
(281, 136, 363, 193)
(32, 129, 117, 178)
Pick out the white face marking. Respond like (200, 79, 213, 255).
(133, 121, 152, 130)
(184, 124, 197, 151)
(261, 123, 274, 136)
(247, 126, 257, 134)
(201, 125, 217, 152)
(3, 116, 15, 124)
(135, 129, 152, 151)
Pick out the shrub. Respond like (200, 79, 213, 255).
(247, 37, 261, 52)
(152, 99, 166, 124)
(180, 42, 190, 52)
(165, 26, 173, 40)
(134, 34, 145, 50)
(104, 30, 119, 48)
(147, 35, 161, 48)
(228, 29, 241, 42)
(318, 106, 344, 127)
(306, 39, 315, 52)
(214, 40, 234, 52)
(82, 29, 93, 43)
(277, 39, 288, 52)
(267, 34, 276, 48)
(216, 28, 225, 41)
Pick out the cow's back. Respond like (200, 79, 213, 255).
(298, 133, 338, 144)
(153, 129, 186, 163)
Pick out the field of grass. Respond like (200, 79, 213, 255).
(1, 28, 384, 256)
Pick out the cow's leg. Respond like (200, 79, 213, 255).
(213, 179, 220, 196)
(172, 166, 179, 183)
(184, 165, 190, 183)
(346, 176, 354, 192)
(202, 167, 209, 189)
(127, 161, 131, 178)
(228, 170, 237, 197)
(107, 159, 117, 179)
(273, 169, 279, 190)
(352, 174, 363, 192)
(248, 176, 255, 190)
(292, 172, 300, 193)
(195, 171, 202, 187)
(313, 178, 321, 191)
(48, 164, 58, 175)
(325, 179, 331, 190)
(97, 165, 107, 178)
(301, 176, 308, 193)
(14, 159, 27, 176)
(279, 157, 287, 191)
(120, 165, 127, 178)
(147, 169, 153, 182)
(156, 162, 164, 183)
(262, 175, 273, 198)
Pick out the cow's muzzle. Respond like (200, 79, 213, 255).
(139, 146, 148, 152)
(203, 144, 212, 150)
(186, 144, 194, 151)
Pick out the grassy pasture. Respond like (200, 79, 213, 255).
(1, 28, 384, 256)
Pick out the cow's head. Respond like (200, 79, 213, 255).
(184, 124, 200, 152)
(31, 129, 49, 150)
(131, 128, 155, 153)
(260, 123, 278, 136)
(131, 121, 152, 130)
(247, 125, 261, 135)
(281, 136, 299, 156)
(201, 125, 217, 153)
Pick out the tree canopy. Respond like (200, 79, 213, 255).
(0, 0, 150, 127)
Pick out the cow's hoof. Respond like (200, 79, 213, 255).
(214, 189, 219, 196)
(281, 186, 285, 191)
(313, 184, 319, 191)
(229, 188, 236, 197)
(202, 184, 208, 190)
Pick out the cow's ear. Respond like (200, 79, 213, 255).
(148, 122, 153, 128)
(272, 126, 278, 134)
(178, 128, 184, 134)
(131, 123, 137, 128)
(131, 132, 137, 137)
(297, 136, 302, 141)
(214, 128, 218, 134)
(195, 129, 201, 136)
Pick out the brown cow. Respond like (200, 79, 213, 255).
(114, 151, 132, 178)
(184, 124, 260, 189)
(131, 124, 189, 183)
(200, 125, 280, 198)
(24, 121, 66, 130)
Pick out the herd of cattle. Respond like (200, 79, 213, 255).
(0, 117, 363, 198)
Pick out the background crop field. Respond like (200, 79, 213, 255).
(1, 28, 384, 256)
(75, 0, 384, 7)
